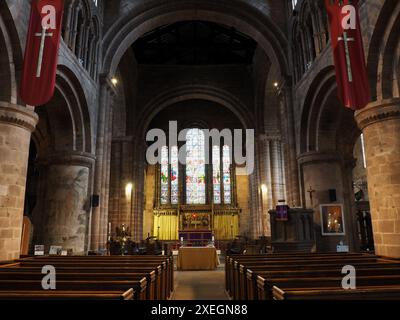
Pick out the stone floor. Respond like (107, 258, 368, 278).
(171, 264, 229, 300)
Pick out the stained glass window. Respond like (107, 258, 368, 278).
(171, 146, 179, 204)
(186, 129, 206, 204)
(223, 145, 231, 204)
(213, 146, 221, 204)
(160, 146, 169, 204)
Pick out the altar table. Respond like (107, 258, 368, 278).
(177, 247, 220, 271)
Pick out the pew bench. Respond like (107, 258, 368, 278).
(257, 275, 400, 300)
(0, 289, 135, 300)
(272, 285, 400, 300)
(0, 279, 147, 300)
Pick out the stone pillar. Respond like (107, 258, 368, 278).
(100, 92, 114, 248)
(298, 151, 358, 252)
(91, 78, 115, 251)
(278, 85, 301, 207)
(355, 99, 400, 258)
(270, 138, 286, 204)
(32, 152, 95, 255)
(248, 136, 266, 239)
(0, 102, 38, 260)
(131, 141, 146, 241)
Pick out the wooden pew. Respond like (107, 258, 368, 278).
(226, 253, 398, 300)
(0, 270, 155, 300)
(257, 275, 400, 300)
(0, 255, 174, 300)
(231, 256, 387, 300)
(0, 289, 135, 300)
(242, 260, 400, 300)
(8, 263, 161, 300)
(0, 279, 147, 300)
(272, 286, 400, 300)
(6, 265, 167, 300)
(14, 256, 173, 299)
(245, 263, 400, 300)
(18, 255, 174, 298)
(225, 253, 371, 297)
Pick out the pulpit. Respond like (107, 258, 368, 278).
(269, 208, 315, 252)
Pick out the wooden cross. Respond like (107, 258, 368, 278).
(34, 27, 53, 78)
(307, 186, 316, 206)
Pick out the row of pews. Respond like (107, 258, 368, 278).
(0, 255, 174, 300)
(226, 252, 400, 300)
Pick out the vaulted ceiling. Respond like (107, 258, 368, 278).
(132, 21, 257, 65)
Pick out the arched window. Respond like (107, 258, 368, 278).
(171, 146, 179, 204)
(212, 146, 221, 204)
(160, 146, 169, 204)
(186, 129, 206, 204)
(158, 129, 234, 206)
(62, 0, 98, 79)
(222, 145, 232, 204)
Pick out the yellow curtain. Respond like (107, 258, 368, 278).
(213, 214, 239, 240)
(153, 214, 179, 240)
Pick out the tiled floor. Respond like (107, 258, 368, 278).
(171, 265, 229, 300)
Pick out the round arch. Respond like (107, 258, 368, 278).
(32, 65, 93, 156)
(136, 85, 254, 140)
(101, 0, 289, 79)
(300, 66, 360, 155)
(367, 0, 400, 100)
(0, 1, 23, 104)
(299, 66, 336, 153)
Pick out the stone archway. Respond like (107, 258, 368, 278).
(101, 0, 289, 79)
(367, 0, 400, 101)
(27, 66, 94, 255)
(298, 67, 361, 252)
(136, 85, 254, 140)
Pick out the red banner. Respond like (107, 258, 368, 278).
(19, 0, 64, 106)
(325, 0, 371, 110)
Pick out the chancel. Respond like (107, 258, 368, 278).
(1, 0, 400, 302)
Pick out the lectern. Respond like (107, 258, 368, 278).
(268, 208, 315, 252)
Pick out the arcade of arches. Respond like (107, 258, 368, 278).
(0, 0, 400, 262)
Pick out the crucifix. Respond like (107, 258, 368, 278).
(338, 31, 355, 82)
(307, 186, 316, 206)
(34, 27, 53, 78)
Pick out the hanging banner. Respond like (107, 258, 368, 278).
(325, 0, 371, 110)
(20, 0, 64, 106)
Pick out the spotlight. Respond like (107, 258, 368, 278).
(111, 77, 118, 85)
(125, 183, 133, 197)
(261, 184, 268, 194)
(274, 82, 279, 88)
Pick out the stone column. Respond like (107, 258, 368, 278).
(298, 151, 358, 252)
(0, 102, 38, 261)
(131, 140, 146, 241)
(99, 92, 114, 249)
(91, 78, 115, 251)
(32, 152, 95, 255)
(355, 98, 400, 258)
(278, 85, 301, 207)
(270, 138, 286, 205)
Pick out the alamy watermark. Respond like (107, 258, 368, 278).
(342, 265, 356, 290)
(41, 265, 56, 290)
(146, 121, 255, 176)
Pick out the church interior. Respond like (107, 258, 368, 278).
(0, 0, 400, 302)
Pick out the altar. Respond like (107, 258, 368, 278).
(179, 230, 213, 247)
(177, 246, 220, 271)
